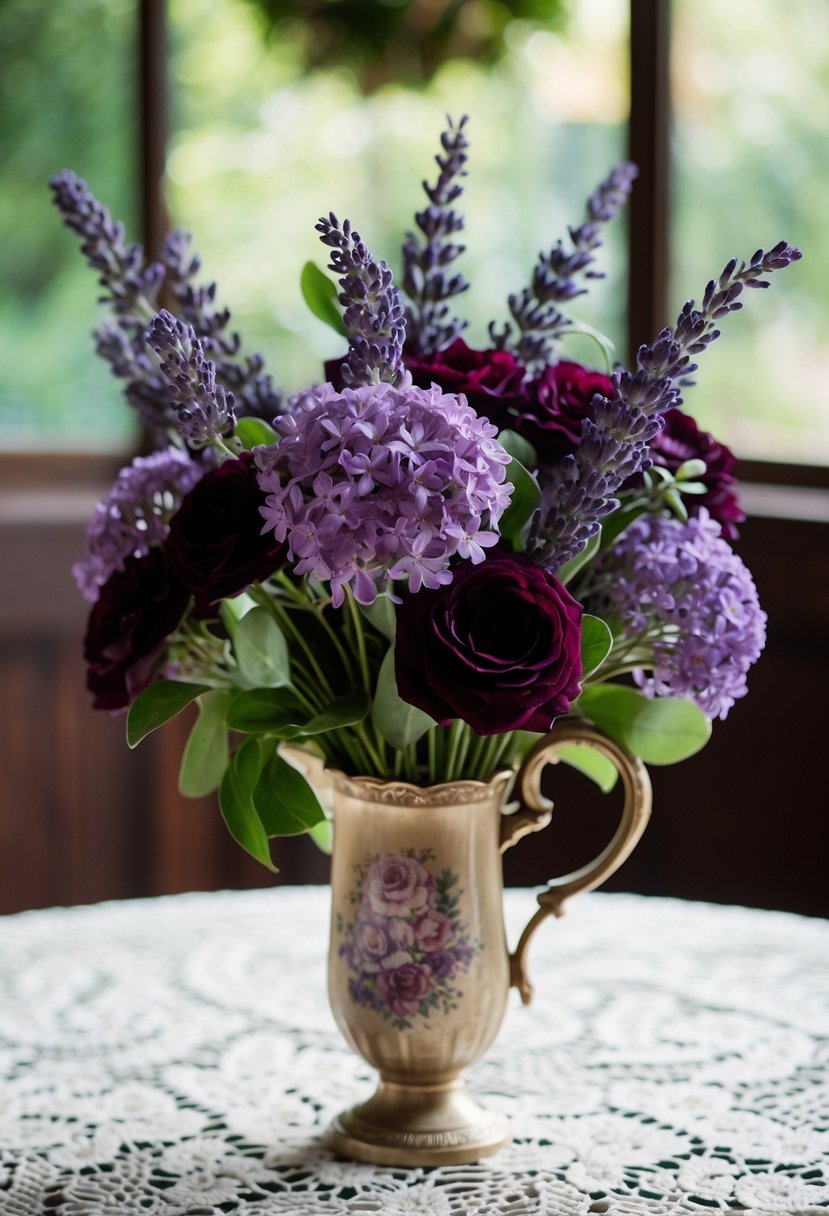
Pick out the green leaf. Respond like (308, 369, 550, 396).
(308, 817, 334, 854)
(127, 679, 211, 749)
(557, 528, 602, 584)
(555, 742, 618, 793)
(577, 684, 712, 765)
(302, 692, 371, 735)
(497, 428, 538, 469)
(253, 750, 326, 836)
(499, 456, 541, 545)
(371, 648, 435, 749)
(300, 261, 346, 336)
(358, 596, 397, 642)
(580, 614, 613, 677)
(225, 687, 307, 734)
(233, 607, 291, 688)
(179, 690, 232, 797)
(219, 739, 275, 870)
(234, 416, 278, 450)
(599, 506, 649, 551)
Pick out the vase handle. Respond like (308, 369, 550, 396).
(500, 720, 652, 1005)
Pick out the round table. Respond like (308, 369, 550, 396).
(0, 887, 827, 1215)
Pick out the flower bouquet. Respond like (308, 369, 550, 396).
(53, 116, 799, 1163)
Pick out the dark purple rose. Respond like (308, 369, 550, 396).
(642, 408, 744, 540)
(404, 338, 527, 430)
(166, 451, 285, 615)
(395, 553, 583, 735)
(84, 548, 188, 712)
(375, 962, 436, 1018)
(514, 361, 616, 464)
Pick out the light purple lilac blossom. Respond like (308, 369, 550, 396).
(401, 115, 470, 355)
(316, 214, 406, 387)
(146, 310, 236, 446)
(586, 509, 766, 720)
(256, 379, 511, 607)
(73, 448, 204, 601)
(490, 162, 638, 369)
(529, 241, 802, 574)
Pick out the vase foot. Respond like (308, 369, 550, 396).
(329, 1078, 508, 1166)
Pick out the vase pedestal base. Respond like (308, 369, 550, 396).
(329, 1078, 508, 1166)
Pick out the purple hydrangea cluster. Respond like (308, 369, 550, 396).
(256, 379, 511, 607)
(73, 448, 204, 602)
(587, 510, 766, 719)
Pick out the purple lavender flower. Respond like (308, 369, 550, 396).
(401, 115, 470, 355)
(256, 380, 511, 607)
(73, 449, 204, 602)
(51, 171, 281, 431)
(146, 310, 236, 446)
(585, 510, 766, 720)
(316, 214, 407, 387)
(490, 162, 638, 369)
(529, 242, 802, 573)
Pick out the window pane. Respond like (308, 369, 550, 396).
(0, 0, 137, 451)
(671, 0, 828, 465)
(167, 0, 630, 397)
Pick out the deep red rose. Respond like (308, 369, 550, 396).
(403, 338, 527, 430)
(84, 548, 188, 711)
(165, 451, 285, 615)
(395, 553, 583, 736)
(514, 361, 616, 463)
(644, 408, 745, 540)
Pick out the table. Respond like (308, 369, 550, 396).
(0, 888, 827, 1215)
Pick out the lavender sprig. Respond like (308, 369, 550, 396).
(401, 115, 470, 355)
(146, 310, 236, 447)
(160, 231, 282, 421)
(317, 213, 406, 386)
(529, 241, 802, 572)
(51, 170, 281, 432)
(490, 162, 638, 369)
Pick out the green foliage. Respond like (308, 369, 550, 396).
(577, 685, 712, 765)
(579, 614, 612, 677)
(126, 680, 211, 749)
(226, 688, 370, 738)
(300, 261, 346, 336)
(234, 416, 278, 449)
(253, 749, 326, 835)
(179, 690, 232, 796)
(498, 456, 541, 547)
(557, 529, 602, 584)
(371, 649, 434, 749)
(219, 738, 275, 869)
(232, 607, 291, 688)
(554, 742, 618, 793)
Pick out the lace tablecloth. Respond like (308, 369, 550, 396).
(1, 887, 827, 1216)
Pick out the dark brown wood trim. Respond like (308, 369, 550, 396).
(139, 0, 169, 259)
(627, 0, 671, 362)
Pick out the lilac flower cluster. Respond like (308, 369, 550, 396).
(73, 448, 204, 602)
(489, 162, 638, 369)
(529, 242, 802, 573)
(147, 310, 236, 446)
(256, 379, 511, 607)
(50, 171, 281, 433)
(340, 853, 477, 1025)
(317, 214, 406, 387)
(401, 115, 470, 355)
(586, 510, 766, 720)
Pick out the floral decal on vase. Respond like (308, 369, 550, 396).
(337, 850, 480, 1028)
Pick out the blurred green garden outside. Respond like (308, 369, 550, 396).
(1, 0, 826, 463)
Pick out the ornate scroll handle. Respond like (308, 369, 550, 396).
(500, 720, 652, 1006)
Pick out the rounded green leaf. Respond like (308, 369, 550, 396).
(233, 607, 290, 688)
(178, 690, 232, 798)
(371, 648, 435, 749)
(498, 456, 541, 544)
(577, 684, 712, 765)
(253, 750, 326, 837)
(300, 261, 346, 336)
(219, 739, 275, 870)
(234, 416, 278, 450)
(127, 679, 211, 749)
(580, 614, 613, 677)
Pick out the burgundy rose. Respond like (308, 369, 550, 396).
(514, 361, 616, 463)
(165, 451, 285, 615)
(84, 548, 188, 712)
(642, 408, 744, 540)
(375, 962, 436, 1019)
(395, 553, 583, 735)
(404, 338, 527, 430)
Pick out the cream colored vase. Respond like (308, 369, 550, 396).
(283, 720, 651, 1167)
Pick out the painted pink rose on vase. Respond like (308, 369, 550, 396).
(375, 963, 436, 1019)
(339, 850, 481, 1027)
(365, 856, 432, 917)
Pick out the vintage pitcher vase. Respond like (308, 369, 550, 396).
(283, 720, 651, 1166)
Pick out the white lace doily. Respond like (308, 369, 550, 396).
(0, 887, 827, 1215)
